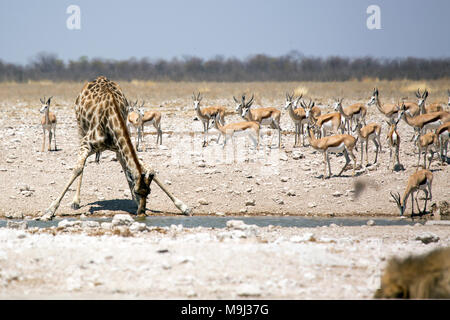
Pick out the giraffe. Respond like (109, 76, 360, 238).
(41, 76, 191, 220)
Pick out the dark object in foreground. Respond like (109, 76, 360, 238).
(374, 247, 450, 299)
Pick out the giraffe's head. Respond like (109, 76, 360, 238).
(39, 96, 53, 113)
(134, 169, 154, 215)
(192, 92, 202, 110)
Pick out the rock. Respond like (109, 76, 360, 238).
(6, 221, 28, 230)
(366, 219, 375, 226)
(237, 284, 261, 297)
(58, 220, 82, 228)
(415, 233, 439, 244)
(290, 233, 316, 242)
(130, 222, 147, 232)
(81, 221, 100, 229)
(279, 154, 288, 161)
(329, 223, 339, 228)
(287, 190, 296, 196)
(215, 212, 225, 216)
(195, 187, 204, 192)
(5, 212, 23, 219)
(239, 208, 248, 213)
(226, 220, 247, 230)
(332, 191, 343, 197)
(308, 202, 316, 208)
(280, 177, 289, 182)
(292, 152, 304, 160)
(101, 222, 113, 230)
(111, 214, 135, 226)
(198, 198, 209, 205)
(245, 199, 256, 206)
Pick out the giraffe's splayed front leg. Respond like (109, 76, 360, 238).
(41, 201, 58, 221)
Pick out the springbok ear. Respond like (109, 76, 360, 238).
(47, 96, 53, 105)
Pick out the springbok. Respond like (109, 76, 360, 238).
(39, 96, 57, 152)
(397, 103, 450, 143)
(355, 121, 382, 168)
(237, 94, 282, 148)
(416, 89, 444, 114)
(306, 124, 357, 179)
(390, 169, 433, 216)
(333, 98, 367, 133)
(211, 114, 260, 149)
(126, 100, 144, 151)
(416, 132, 439, 169)
(385, 119, 402, 171)
(368, 88, 402, 124)
(284, 93, 307, 147)
(306, 103, 343, 138)
(139, 101, 163, 147)
(435, 122, 450, 164)
(193, 92, 226, 147)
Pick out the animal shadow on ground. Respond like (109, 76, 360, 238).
(86, 199, 163, 215)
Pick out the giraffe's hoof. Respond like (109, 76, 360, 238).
(40, 210, 54, 221)
(71, 202, 80, 210)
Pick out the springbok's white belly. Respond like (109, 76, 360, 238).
(327, 142, 345, 153)
(391, 131, 399, 144)
(322, 121, 333, 131)
(143, 120, 155, 127)
(423, 120, 442, 131)
(260, 118, 273, 126)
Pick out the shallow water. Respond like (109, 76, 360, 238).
(0, 215, 429, 229)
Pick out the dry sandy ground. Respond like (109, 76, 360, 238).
(0, 81, 449, 299)
(0, 81, 448, 219)
(0, 221, 449, 299)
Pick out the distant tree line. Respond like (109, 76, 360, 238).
(0, 51, 449, 82)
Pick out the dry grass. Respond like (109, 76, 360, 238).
(0, 79, 448, 111)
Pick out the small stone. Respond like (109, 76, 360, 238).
(195, 187, 204, 193)
(245, 199, 256, 206)
(281, 177, 289, 182)
(81, 221, 100, 229)
(215, 212, 225, 216)
(415, 233, 439, 244)
(237, 284, 261, 297)
(287, 190, 296, 196)
(366, 219, 375, 226)
(332, 191, 343, 197)
(198, 198, 209, 205)
(111, 214, 135, 226)
(308, 202, 316, 208)
(329, 223, 339, 228)
(290, 233, 316, 242)
(130, 222, 147, 232)
(101, 222, 113, 230)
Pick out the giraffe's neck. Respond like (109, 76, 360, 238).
(107, 93, 143, 185)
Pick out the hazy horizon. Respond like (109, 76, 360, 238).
(1, 0, 449, 65)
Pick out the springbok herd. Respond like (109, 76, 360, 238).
(37, 77, 449, 219)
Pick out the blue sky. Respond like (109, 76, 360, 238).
(1, 0, 449, 64)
